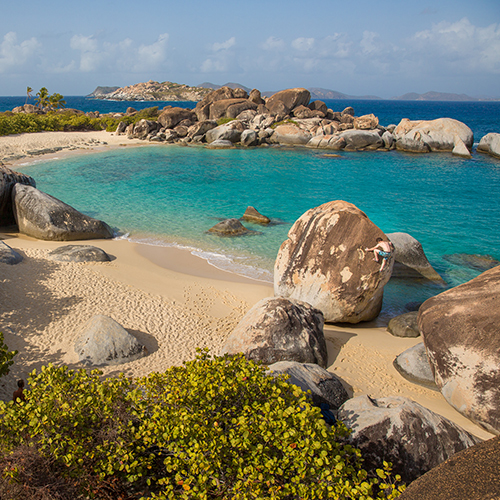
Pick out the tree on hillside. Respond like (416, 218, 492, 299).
(35, 87, 49, 109)
(48, 93, 66, 110)
(25, 86, 33, 105)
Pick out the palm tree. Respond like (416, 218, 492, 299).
(25, 86, 33, 105)
(48, 93, 66, 110)
(35, 87, 49, 109)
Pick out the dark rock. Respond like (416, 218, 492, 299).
(393, 343, 437, 388)
(208, 218, 248, 235)
(274, 200, 393, 323)
(220, 297, 327, 367)
(418, 265, 500, 435)
(116, 121, 128, 135)
(292, 105, 315, 119)
(442, 253, 500, 272)
(268, 361, 349, 410)
(12, 184, 113, 241)
(308, 100, 328, 114)
(194, 87, 248, 121)
(0, 166, 36, 226)
(398, 436, 500, 500)
(341, 106, 355, 117)
(126, 107, 137, 115)
(133, 119, 159, 139)
(47, 245, 111, 263)
(387, 311, 420, 337)
(387, 232, 444, 282)
(209, 99, 257, 120)
(241, 206, 270, 224)
(0, 241, 23, 265)
(338, 396, 481, 484)
(74, 315, 146, 366)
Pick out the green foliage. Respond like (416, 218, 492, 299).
(35, 87, 49, 109)
(48, 93, 66, 110)
(0, 352, 404, 499)
(0, 333, 16, 379)
(216, 117, 235, 126)
(271, 119, 299, 129)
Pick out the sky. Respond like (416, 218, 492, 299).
(1, 0, 499, 98)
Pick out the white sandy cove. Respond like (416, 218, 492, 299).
(0, 131, 494, 441)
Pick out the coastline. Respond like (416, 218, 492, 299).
(0, 131, 495, 441)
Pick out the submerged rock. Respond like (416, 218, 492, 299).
(442, 253, 500, 272)
(208, 218, 249, 236)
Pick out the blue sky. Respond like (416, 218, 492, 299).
(1, 0, 499, 97)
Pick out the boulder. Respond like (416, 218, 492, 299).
(387, 232, 444, 282)
(236, 109, 258, 123)
(338, 396, 481, 483)
(47, 245, 111, 263)
(341, 107, 355, 117)
(248, 88, 265, 105)
(187, 120, 217, 138)
(308, 100, 328, 114)
(209, 99, 257, 120)
(307, 134, 346, 150)
(353, 113, 379, 130)
(126, 107, 137, 115)
(205, 139, 234, 149)
(418, 265, 500, 435)
(205, 120, 245, 144)
(0, 166, 36, 226)
(12, 184, 113, 241)
(270, 124, 312, 146)
(274, 200, 393, 323)
(116, 121, 128, 135)
(268, 361, 349, 410)
(74, 315, 146, 366)
(158, 107, 195, 129)
(240, 129, 258, 147)
(477, 132, 500, 159)
(208, 218, 248, 236)
(133, 119, 159, 139)
(220, 297, 327, 367)
(266, 88, 311, 115)
(387, 311, 420, 338)
(339, 129, 383, 150)
(452, 137, 472, 158)
(397, 436, 500, 500)
(393, 342, 437, 388)
(382, 131, 395, 149)
(241, 206, 270, 225)
(394, 118, 473, 153)
(0, 241, 23, 265)
(292, 105, 316, 119)
(194, 87, 248, 121)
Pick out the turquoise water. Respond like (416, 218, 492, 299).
(17, 143, 500, 318)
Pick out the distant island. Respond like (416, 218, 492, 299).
(88, 81, 499, 102)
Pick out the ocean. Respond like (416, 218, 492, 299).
(4, 96, 500, 317)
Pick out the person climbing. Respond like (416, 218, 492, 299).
(365, 237, 394, 271)
(13, 379, 25, 403)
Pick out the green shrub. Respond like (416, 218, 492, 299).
(271, 119, 298, 129)
(216, 117, 235, 126)
(0, 333, 16, 379)
(0, 351, 403, 499)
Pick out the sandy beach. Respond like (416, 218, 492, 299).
(0, 131, 494, 442)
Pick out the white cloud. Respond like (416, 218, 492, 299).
(211, 37, 236, 52)
(291, 37, 315, 52)
(360, 31, 379, 54)
(0, 32, 41, 72)
(69, 33, 170, 73)
(261, 36, 285, 51)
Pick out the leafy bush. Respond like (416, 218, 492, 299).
(216, 117, 235, 126)
(271, 119, 299, 129)
(0, 352, 403, 499)
(0, 332, 16, 379)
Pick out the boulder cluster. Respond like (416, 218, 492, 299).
(115, 86, 474, 156)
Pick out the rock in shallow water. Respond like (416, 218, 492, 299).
(208, 218, 249, 236)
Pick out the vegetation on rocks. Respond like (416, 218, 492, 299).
(0, 333, 16, 379)
(0, 351, 404, 499)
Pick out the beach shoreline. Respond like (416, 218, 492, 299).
(0, 131, 495, 441)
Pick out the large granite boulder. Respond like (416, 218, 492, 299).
(387, 311, 420, 338)
(240, 129, 258, 147)
(418, 265, 500, 435)
(208, 218, 248, 236)
(268, 361, 349, 410)
(188, 120, 218, 139)
(47, 245, 111, 262)
(393, 342, 437, 388)
(353, 114, 379, 130)
(0, 241, 23, 265)
(74, 315, 146, 366)
(205, 120, 245, 144)
(307, 134, 347, 150)
(477, 132, 500, 159)
(270, 123, 312, 146)
(220, 297, 327, 368)
(398, 436, 500, 500)
(387, 232, 444, 282)
(132, 119, 159, 139)
(394, 118, 473, 154)
(194, 87, 248, 121)
(0, 166, 36, 226)
(12, 184, 113, 241)
(209, 99, 257, 120)
(339, 129, 383, 150)
(265, 88, 311, 116)
(158, 107, 195, 129)
(274, 201, 393, 323)
(338, 396, 481, 483)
